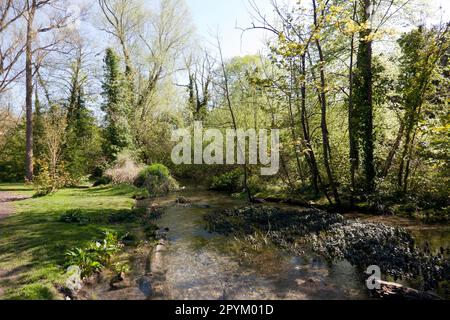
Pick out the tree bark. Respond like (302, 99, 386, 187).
(312, 0, 340, 205)
(380, 120, 404, 178)
(25, 2, 36, 181)
(348, 0, 358, 201)
(299, 54, 320, 196)
(356, 0, 375, 193)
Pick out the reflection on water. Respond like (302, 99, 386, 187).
(141, 187, 449, 300)
(146, 188, 367, 300)
(348, 214, 450, 256)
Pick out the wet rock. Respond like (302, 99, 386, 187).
(137, 276, 153, 297)
(110, 272, 130, 291)
(195, 204, 212, 209)
(205, 205, 450, 293)
(62, 266, 83, 299)
(176, 197, 190, 204)
(155, 228, 169, 240)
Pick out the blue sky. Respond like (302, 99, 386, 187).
(186, 0, 275, 57)
(186, 0, 450, 57)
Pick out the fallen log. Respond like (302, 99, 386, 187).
(371, 281, 442, 300)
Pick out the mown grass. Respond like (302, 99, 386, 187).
(0, 183, 138, 300)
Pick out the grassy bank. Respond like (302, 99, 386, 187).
(0, 183, 138, 300)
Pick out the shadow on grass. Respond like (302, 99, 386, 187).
(0, 206, 140, 299)
(80, 185, 137, 197)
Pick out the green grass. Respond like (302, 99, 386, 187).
(0, 184, 138, 300)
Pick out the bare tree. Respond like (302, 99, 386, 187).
(0, 0, 27, 94)
(98, 0, 146, 78)
(185, 50, 213, 121)
(216, 36, 253, 202)
(23, 0, 77, 181)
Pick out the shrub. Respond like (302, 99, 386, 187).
(105, 151, 143, 185)
(65, 231, 123, 279)
(92, 176, 112, 187)
(247, 175, 265, 195)
(135, 164, 179, 196)
(209, 169, 242, 193)
(33, 160, 71, 197)
(132, 188, 150, 200)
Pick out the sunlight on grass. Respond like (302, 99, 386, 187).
(0, 184, 137, 300)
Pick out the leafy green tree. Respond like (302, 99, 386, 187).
(396, 26, 449, 192)
(101, 48, 134, 161)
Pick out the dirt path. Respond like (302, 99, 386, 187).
(0, 191, 29, 220)
(0, 191, 32, 298)
(0, 191, 28, 298)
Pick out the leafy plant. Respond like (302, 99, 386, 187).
(33, 160, 71, 197)
(59, 210, 91, 225)
(134, 164, 179, 196)
(65, 231, 124, 279)
(209, 169, 242, 193)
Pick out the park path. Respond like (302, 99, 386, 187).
(0, 191, 30, 298)
(0, 191, 29, 220)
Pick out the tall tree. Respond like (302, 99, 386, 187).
(352, 0, 375, 193)
(23, 0, 75, 181)
(396, 25, 449, 192)
(312, 0, 341, 205)
(102, 48, 133, 160)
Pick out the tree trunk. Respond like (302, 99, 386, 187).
(348, 0, 358, 201)
(356, 0, 375, 193)
(312, 0, 340, 205)
(299, 54, 320, 196)
(380, 120, 404, 178)
(287, 61, 303, 182)
(25, 3, 36, 181)
(217, 38, 252, 202)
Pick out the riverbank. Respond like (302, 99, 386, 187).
(0, 183, 449, 300)
(0, 183, 143, 300)
(205, 205, 450, 299)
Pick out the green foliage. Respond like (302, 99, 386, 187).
(209, 169, 243, 193)
(59, 210, 91, 225)
(108, 208, 145, 224)
(0, 121, 26, 182)
(65, 231, 123, 279)
(135, 164, 179, 196)
(132, 187, 150, 200)
(143, 223, 159, 240)
(136, 164, 170, 182)
(33, 160, 71, 197)
(101, 48, 134, 161)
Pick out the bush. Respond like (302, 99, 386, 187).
(134, 164, 179, 196)
(209, 169, 242, 193)
(105, 151, 143, 185)
(132, 188, 150, 200)
(65, 231, 123, 279)
(247, 175, 265, 195)
(33, 160, 71, 197)
(92, 176, 112, 187)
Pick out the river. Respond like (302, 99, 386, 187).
(137, 186, 450, 300)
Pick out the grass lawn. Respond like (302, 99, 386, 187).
(0, 183, 139, 300)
